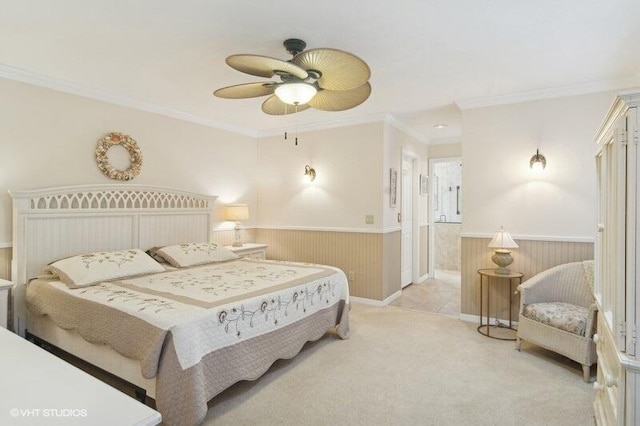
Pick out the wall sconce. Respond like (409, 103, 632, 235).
(529, 149, 547, 172)
(304, 165, 316, 182)
(224, 204, 249, 247)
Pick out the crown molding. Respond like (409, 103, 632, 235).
(0, 63, 258, 138)
(383, 114, 431, 144)
(1, 63, 429, 141)
(256, 112, 389, 138)
(455, 76, 640, 110)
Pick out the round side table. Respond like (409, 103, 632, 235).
(477, 268, 523, 340)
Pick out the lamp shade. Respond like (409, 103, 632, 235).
(275, 82, 317, 105)
(225, 204, 249, 221)
(487, 227, 518, 249)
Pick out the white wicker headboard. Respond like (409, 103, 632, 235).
(10, 184, 216, 335)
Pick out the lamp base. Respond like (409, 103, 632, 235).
(491, 250, 513, 275)
(232, 223, 243, 247)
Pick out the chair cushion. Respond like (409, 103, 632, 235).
(522, 302, 588, 336)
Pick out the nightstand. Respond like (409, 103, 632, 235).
(226, 243, 268, 260)
(476, 269, 523, 340)
(0, 279, 13, 329)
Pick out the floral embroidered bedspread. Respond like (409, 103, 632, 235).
(27, 259, 349, 372)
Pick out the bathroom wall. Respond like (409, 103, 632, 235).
(434, 222, 461, 271)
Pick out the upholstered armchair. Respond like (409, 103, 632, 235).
(516, 260, 596, 382)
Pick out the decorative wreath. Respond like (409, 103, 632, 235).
(95, 132, 143, 181)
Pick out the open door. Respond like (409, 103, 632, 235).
(401, 159, 413, 288)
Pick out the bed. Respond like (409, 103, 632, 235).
(10, 185, 350, 426)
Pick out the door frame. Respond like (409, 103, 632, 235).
(428, 156, 462, 278)
(401, 150, 421, 286)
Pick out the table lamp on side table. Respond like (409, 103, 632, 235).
(488, 226, 519, 275)
(225, 204, 249, 247)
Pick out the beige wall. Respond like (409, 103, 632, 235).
(428, 142, 461, 159)
(257, 122, 384, 231)
(461, 91, 614, 238)
(384, 122, 429, 294)
(5, 77, 607, 308)
(1, 80, 425, 301)
(0, 248, 10, 280)
(461, 237, 593, 319)
(255, 228, 385, 300)
(0, 79, 259, 246)
(254, 120, 427, 301)
(419, 224, 429, 277)
(459, 91, 613, 317)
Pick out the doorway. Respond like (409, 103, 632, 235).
(401, 152, 420, 288)
(392, 154, 461, 317)
(428, 157, 462, 279)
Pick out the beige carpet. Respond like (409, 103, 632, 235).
(53, 302, 594, 425)
(202, 303, 595, 425)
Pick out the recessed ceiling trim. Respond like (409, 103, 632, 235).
(429, 135, 461, 145)
(256, 112, 389, 137)
(455, 76, 640, 110)
(0, 63, 258, 138)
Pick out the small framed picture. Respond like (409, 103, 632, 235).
(420, 174, 428, 195)
(389, 168, 398, 208)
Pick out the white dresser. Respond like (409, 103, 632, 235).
(0, 327, 161, 425)
(593, 91, 640, 425)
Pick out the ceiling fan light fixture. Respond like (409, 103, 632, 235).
(275, 82, 317, 105)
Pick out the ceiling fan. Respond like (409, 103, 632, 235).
(213, 38, 371, 115)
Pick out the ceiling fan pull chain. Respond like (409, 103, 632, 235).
(295, 105, 299, 146)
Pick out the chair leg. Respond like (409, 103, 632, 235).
(515, 337, 522, 351)
(582, 364, 590, 383)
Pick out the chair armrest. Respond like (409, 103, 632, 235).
(585, 303, 598, 338)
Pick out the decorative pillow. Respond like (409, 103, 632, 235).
(48, 249, 165, 288)
(145, 247, 167, 264)
(156, 242, 238, 267)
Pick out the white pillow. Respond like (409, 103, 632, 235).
(156, 242, 238, 267)
(48, 249, 165, 288)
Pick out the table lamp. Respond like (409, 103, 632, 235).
(488, 226, 519, 275)
(225, 204, 249, 247)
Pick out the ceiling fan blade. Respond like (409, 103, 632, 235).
(226, 54, 308, 79)
(261, 95, 311, 115)
(308, 83, 371, 111)
(292, 48, 370, 91)
(213, 82, 275, 99)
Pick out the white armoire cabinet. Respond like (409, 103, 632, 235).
(593, 91, 640, 425)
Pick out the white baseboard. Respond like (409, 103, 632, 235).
(417, 273, 430, 283)
(350, 290, 402, 307)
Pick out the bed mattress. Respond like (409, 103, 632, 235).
(26, 258, 350, 425)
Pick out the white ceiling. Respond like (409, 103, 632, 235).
(2, 0, 639, 143)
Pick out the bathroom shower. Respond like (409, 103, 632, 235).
(433, 161, 462, 223)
